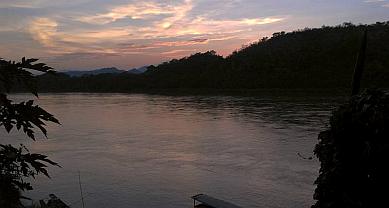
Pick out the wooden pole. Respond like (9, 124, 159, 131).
(351, 29, 368, 96)
(78, 171, 86, 208)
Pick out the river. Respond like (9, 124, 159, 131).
(1, 92, 346, 208)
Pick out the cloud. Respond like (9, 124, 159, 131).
(28, 17, 136, 54)
(76, 0, 284, 39)
(190, 38, 208, 43)
(241, 17, 284, 25)
(78, 0, 194, 25)
(154, 39, 209, 47)
(0, 0, 42, 8)
(7, 0, 288, 68)
(64, 28, 133, 42)
(363, 0, 389, 7)
(118, 43, 157, 50)
(0, 0, 93, 8)
(26, 15, 283, 56)
(151, 16, 284, 38)
(364, 0, 385, 3)
(116, 43, 159, 54)
(24, 0, 284, 58)
(161, 49, 197, 58)
(29, 17, 58, 47)
(120, 16, 284, 40)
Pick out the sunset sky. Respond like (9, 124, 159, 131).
(1, 0, 389, 70)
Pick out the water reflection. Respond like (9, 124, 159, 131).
(1, 93, 345, 208)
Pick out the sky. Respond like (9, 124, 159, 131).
(1, 0, 389, 70)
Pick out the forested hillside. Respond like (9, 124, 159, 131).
(36, 22, 389, 92)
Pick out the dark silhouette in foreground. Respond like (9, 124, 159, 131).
(313, 89, 389, 208)
(0, 58, 59, 207)
(313, 29, 389, 207)
(351, 30, 368, 96)
(191, 194, 242, 208)
(40, 194, 69, 208)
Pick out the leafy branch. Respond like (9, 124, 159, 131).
(0, 57, 59, 207)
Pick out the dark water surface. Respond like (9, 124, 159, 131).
(1, 93, 346, 208)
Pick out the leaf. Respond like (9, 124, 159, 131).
(1, 58, 60, 206)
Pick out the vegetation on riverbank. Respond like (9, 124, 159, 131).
(313, 89, 389, 208)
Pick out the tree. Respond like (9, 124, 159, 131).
(0, 57, 60, 207)
(312, 90, 389, 208)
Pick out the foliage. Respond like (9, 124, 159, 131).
(34, 21, 389, 92)
(0, 144, 59, 207)
(0, 98, 59, 140)
(313, 89, 389, 208)
(0, 57, 59, 208)
(1, 57, 54, 95)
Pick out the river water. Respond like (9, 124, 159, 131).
(1, 92, 345, 208)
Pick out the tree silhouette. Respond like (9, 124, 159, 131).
(312, 90, 389, 208)
(313, 29, 389, 208)
(0, 57, 59, 208)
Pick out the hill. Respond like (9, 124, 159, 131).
(128, 66, 149, 74)
(64, 67, 125, 77)
(36, 21, 389, 92)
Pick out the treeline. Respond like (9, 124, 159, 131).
(36, 22, 389, 92)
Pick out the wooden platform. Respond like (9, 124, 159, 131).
(191, 194, 242, 208)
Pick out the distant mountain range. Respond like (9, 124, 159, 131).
(64, 66, 149, 77)
(127, 66, 149, 74)
(64, 67, 125, 77)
